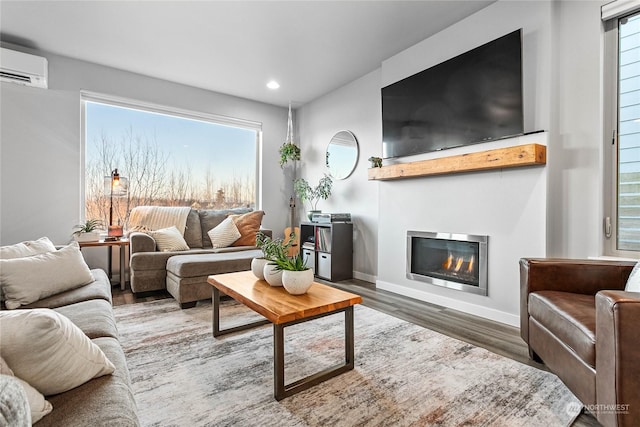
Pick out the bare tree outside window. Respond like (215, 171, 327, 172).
(84, 101, 257, 229)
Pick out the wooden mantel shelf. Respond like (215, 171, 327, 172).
(368, 143, 546, 181)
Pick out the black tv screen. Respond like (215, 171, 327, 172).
(382, 29, 523, 158)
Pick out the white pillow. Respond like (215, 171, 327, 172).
(0, 357, 52, 423)
(0, 309, 115, 396)
(151, 226, 190, 252)
(0, 237, 56, 259)
(207, 217, 241, 248)
(0, 242, 94, 309)
(625, 261, 640, 291)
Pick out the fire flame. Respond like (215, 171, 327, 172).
(454, 257, 464, 272)
(442, 253, 453, 270)
(442, 252, 475, 274)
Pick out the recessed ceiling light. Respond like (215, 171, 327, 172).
(267, 80, 280, 90)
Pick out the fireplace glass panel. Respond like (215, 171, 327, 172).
(407, 231, 488, 295)
(411, 238, 479, 287)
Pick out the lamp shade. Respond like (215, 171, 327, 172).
(104, 174, 129, 197)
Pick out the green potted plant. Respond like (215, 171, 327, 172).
(72, 219, 104, 243)
(255, 232, 292, 286)
(272, 252, 313, 295)
(279, 142, 301, 168)
(294, 174, 333, 221)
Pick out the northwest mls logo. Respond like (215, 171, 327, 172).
(565, 402, 582, 415)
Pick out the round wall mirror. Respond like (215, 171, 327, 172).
(325, 130, 359, 180)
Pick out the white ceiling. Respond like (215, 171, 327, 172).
(0, 1, 494, 107)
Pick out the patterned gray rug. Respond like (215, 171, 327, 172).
(114, 299, 581, 427)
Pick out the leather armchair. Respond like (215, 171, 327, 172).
(520, 258, 640, 427)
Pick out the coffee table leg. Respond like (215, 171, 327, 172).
(212, 287, 221, 337)
(211, 287, 270, 338)
(274, 324, 285, 400)
(346, 305, 355, 369)
(273, 306, 355, 401)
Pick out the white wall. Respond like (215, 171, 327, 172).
(298, 0, 608, 325)
(297, 70, 381, 281)
(0, 49, 290, 250)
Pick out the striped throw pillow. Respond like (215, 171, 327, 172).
(150, 226, 190, 252)
(207, 217, 241, 248)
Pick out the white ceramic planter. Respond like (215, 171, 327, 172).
(74, 232, 100, 243)
(282, 269, 314, 295)
(263, 263, 283, 287)
(251, 258, 268, 280)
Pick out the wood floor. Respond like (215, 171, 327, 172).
(112, 278, 600, 426)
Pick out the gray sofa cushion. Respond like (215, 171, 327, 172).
(130, 248, 237, 271)
(166, 250, 263, 278)
(38, 337, 139, 427)
(53, 299, 119, 340)
(183, 209, 203, 249)
(21, 269, 111, 309)
(199, 208, 251, 248)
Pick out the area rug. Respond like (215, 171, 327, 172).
(114, 299, 581, 427)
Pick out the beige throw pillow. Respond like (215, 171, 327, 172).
(0, 309, 115, 396)
(0, 237, 56, 260)
(0, 356, 52, 423)
(625, 261, 640, 292)
(151, 226, 190, 252)
(0, 242, 94, 309)
(207, 217, 241, 248)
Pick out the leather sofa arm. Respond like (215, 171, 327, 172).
(519, 258, 634, 343)
(129, 232, 156, 254)
(596, 290, 640, 426)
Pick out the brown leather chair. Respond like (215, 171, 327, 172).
(520, 258, 640, 427)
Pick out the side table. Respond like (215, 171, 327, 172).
(78, 239, 129, 290)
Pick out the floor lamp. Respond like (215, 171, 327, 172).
(105, 168, 128, 240)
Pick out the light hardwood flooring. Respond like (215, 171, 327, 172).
(112, 278, 600, 426)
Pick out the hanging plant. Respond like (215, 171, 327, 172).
(279, 142, 301, 168)
(279, 102, 300, 168)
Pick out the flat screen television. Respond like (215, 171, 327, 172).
(382, 29, 523, 159)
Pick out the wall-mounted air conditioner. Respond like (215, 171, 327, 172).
(0, 47, 48, 89)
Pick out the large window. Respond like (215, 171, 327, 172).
(82, 94, 260, 229)
(605, 9, 640, 254)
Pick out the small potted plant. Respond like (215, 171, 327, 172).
(72, 219, 104, 242)
(272, 252, 314, 295)
(294, 174, 333, 221)
(255, 232, 292, 286)
(279, 142, 301, 168)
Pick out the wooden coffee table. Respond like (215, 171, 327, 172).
(207, 270, 362, 400)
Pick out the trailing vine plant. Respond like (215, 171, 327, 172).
(279, 102, 301, 168)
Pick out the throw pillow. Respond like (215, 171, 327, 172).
(0, 237, 56, 259)
(0, 356, 52, 423)
(229, 210, 265, 246)
(0, 309, 115, 396)
(0, 374, 32, 426)
(207, 217, 241, 248)
(0, 242, 94, 309)
(625, 261, 640, 292)
(150, 226, 190, 252)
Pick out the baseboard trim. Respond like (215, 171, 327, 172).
(376, 280, 519, 327)
(353, 271, 376, 283)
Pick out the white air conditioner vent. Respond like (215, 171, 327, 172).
(0, 48, 48, 89)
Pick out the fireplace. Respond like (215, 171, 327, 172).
(406, 231, 488, 296)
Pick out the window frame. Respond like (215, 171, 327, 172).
(80, 91, 263, 220)
(603, 7, 640, 257)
